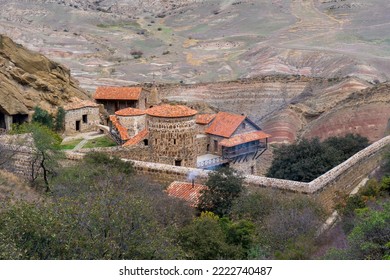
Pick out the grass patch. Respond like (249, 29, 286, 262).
(83, 136, 116, 149)
(60, 138, 83, 150)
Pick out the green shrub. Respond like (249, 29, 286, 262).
(32, 106, 53, 128)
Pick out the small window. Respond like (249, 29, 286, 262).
(75, 120, 81, 131)
(173, 139, 176, 145)
(242, 122, 246, 129)
(175, 160, 182, 166)
(82, 114, 88, 123)
(143, 139, 148, 146)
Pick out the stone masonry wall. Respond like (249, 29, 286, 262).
(65, 107, 100, 134)
(0, 144, 39, 180)
(195, 134, 208, 157)
(2, 134, 390, 213)
(148, 115, 197, 167)
(117, 115, 146, 137)
(75, 146, 152, 162)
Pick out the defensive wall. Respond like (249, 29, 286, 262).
(2, 135, 390, 212)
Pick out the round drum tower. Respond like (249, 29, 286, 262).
(146, 104, 197, 167)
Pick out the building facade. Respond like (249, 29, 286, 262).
(147, 104, 198, 167)
(64, 100, 100, 134)
(94, 86, 150, 114)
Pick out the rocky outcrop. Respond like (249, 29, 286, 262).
(0, 34, 90, 114)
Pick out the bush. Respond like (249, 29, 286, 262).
(83, 152, 134, 175)
(130, 50, 143, 59)
(32, 106, 53, 128)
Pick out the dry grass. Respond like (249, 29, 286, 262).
(0, 170, 40, 206)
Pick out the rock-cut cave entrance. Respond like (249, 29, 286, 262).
(0, 111, 5, 129)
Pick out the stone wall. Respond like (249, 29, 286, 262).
(230, 158, 257, 175)
(74, 146, 152, 162)
(0, 143, 38, 179)
(65, 107, 100, 134)
(117, 115, 145, 137)
(148, 115, 197, 167)
(195, 134, 208, 156)
(2, 134, 390, 213)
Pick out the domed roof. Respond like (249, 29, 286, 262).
(115, 107, 145, 116)
(146, 104, 197, 118)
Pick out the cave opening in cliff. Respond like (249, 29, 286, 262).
(0, 111, 5, 129)
(12, 114, 28, 125)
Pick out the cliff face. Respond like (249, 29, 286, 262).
(158, 75, 390, 143)
(0, 35, 89, 114)
(300, 83, 390, 142)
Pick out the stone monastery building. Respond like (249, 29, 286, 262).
(100, 86, 271, 174)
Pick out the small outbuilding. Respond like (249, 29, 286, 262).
(64, 99, 100, 134)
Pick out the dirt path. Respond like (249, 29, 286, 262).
(269, 0, 343, 46)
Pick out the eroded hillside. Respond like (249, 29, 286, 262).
(158, 75, 390, 143)
(0, 0, 389, 89)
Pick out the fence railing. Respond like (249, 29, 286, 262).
(197, 156, 228, 169)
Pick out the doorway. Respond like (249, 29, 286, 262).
(76, 120, 81, 131)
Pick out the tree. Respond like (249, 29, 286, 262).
(178, 212, 254, 259)
(326, 201, 390, 260)
(32, 106, 54, 128)
(28, 124, 63, 192)
(267, 134, 369, 182)
(198, 167, 244, 216)
(54, 107, 65, 132)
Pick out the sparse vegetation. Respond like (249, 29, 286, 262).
(130, 50, 143, 59)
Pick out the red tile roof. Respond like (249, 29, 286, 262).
(123, 129, 149, 147)
(219, 131, 271, 147)
(64, 98, 99, 111)
(115, 107, 145, 116)
(166, 181, 208, 207)
(109, 115, 130, 141)
(205, 112, 246, 138)
(146, 104, 197, 118)
(196, 114, 216, 125)
(94, 86, 142, 100)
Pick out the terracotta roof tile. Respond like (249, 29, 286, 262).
(219, 131, 271, 147)
(196, 114, 216, 125)
(123, 129, 149, 147)
(205, 112, 246, 138)
(109, 115, 130, 141)
(94, 86, 142, 100)
(146, 104, 197, 118)
(64, 98, 99, 111)
(166, 181, 208, 207)
(115, 107, 145, 116)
